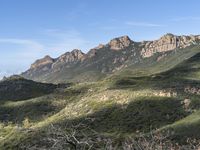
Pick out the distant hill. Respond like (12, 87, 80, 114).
(21, 34, 200, 83)
(0, 75, 56, 101)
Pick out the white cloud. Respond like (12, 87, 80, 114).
(42, 29, 92, 56)
(0, 38, 44, 51)
(171, 17, 200, 22)
(0, 38, 45, 76)
(0, 29, 93, 76)
(125, 22, 165, 27)
(100, 21, 166, 31)
(0, 29, 91, 59)
(100, 26, 126, 30)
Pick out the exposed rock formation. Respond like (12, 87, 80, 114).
(108, 35, 133, 50)
(87, 44, 105, 58)
(141, 34, 200, 58)
(58, 49, 85, 62)
(52, 49, 86, 68)
(31, 55, 54, 70)
(30, 49, 86, 72)
(22, 49, 87, 80)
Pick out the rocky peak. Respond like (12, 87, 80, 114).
(141, 33, 200, 58)
(87, 44, 105, 58)
(44, 55, 52, 59)
(52, 49, 86, 69)
(57, 49, 86, 63)
(91, 44, 105, 51)
(108, 35, 133, 50)
(71, 49, 86, 60)
(159, 33, 176, 42)
(87, 36, 133, 58)
(31, 55, 54, 69)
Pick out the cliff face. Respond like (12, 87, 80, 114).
(30, 55, 54, 70)
(108, 36, 133, 50)
(141, 34, 200, 58)
(21, 33, 200, 83)
(52, 49, 86, 69)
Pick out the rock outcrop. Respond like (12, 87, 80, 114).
(141, 34, 200, 58)
(52, 49, 86, 68)
(29, 49, 86, 71)
(108, 35, 133, 50)
(22, 49, 87, 80)
(31, 55, 54, 70)
(87, 44, 105, 58)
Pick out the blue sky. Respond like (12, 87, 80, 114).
(0, 0, 200, 78)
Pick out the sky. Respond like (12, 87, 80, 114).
(0, 0, 200, 78)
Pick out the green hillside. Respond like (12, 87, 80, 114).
(0, 76, 57, 101)
(1, 46, 200, 149)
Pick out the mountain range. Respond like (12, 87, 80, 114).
(1, 33, 200, 149)
(21, 33, 200, 83)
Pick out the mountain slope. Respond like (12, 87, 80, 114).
(21, 34, 200, 83)
(0, 75, 56, 101)
(1, 44, 200, 149)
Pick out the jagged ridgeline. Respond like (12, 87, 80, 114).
(21, 34, 200, 83)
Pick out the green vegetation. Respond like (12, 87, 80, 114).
(0, 76, 56, 101)
(1, 46, 200, 149)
